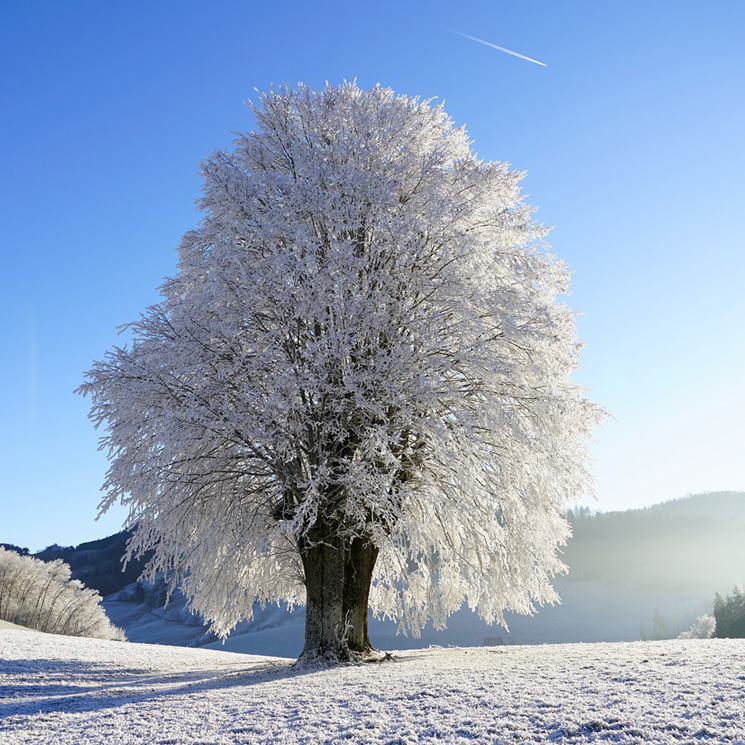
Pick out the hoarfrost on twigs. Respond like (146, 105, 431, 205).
(78, 81, 604, 660)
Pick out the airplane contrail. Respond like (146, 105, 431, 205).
(444, 27, 547, 67)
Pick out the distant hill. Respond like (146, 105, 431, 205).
(644, 491, 745, 520)
(33, 531, 151, 598)
(564, 491, 745, 591)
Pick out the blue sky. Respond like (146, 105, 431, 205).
(2, 0, 743, 552)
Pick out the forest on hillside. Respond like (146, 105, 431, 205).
(30, 533, 150, 598)
(563, 491, 745, 591)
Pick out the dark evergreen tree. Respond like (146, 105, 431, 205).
(713, 586, 745, 638)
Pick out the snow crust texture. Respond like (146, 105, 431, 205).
(3, 629, 745, 743)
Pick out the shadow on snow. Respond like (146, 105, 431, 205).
(0, 655, 303, 720)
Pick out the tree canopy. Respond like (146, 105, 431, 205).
(79, 82, 603, 660)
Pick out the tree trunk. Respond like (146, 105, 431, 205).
(298, 528, 379, 662)
(343, 537, 379, 655)
(299, 528, 346, 661)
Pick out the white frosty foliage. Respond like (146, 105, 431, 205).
(0, 548, 125, 641)
(678, 614, 716, 639)
(78, 82, 603, 638)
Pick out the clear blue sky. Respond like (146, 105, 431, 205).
(2, 0, 743, 552)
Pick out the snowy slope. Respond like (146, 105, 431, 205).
(104, 579, 709, 659)
(103, 583, 217, 648)
(104, 582, 711, 657)
(2, 627, 744, 744)
(0, 620, 26, 631)
(204, 580, 714, 658)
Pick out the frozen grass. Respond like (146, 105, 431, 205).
(1, 627, 744, 744)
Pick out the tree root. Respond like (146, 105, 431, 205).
(363, 651, 396, 663)
(294, 648, 395, 667)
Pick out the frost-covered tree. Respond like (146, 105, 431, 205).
(678, 614, 715, 639)
(78, 82, 603, 661)
(0, 548, 125, 640)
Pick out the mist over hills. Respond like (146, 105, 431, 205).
(3, 491, 744, 654)
(564, 490, 745, 591)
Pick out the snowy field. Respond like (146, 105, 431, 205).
(2, 628, 744, 744)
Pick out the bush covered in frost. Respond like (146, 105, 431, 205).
(0, 547, 126, 640)
(677, 614, 716, 639)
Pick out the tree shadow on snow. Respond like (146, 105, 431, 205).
(0, 655, 306, 720)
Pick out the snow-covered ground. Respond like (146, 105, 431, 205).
(2, 627, 744, 744)
(0, 620, 26, 631)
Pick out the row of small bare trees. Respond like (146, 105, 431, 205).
(0, 547, 126, 640)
